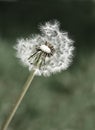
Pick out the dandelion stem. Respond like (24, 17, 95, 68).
(1, 69, 35, 130)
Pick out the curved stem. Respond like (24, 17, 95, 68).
(1, 70, 35, 130)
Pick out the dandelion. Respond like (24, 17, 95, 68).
(1, 20, 74, 130)
(15, 21, 74, 76)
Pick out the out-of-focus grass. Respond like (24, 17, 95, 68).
(0, 39, 95, 130)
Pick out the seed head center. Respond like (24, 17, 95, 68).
(40, 44, 51, 54)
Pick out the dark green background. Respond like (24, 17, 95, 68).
(0, 0, 95, 130)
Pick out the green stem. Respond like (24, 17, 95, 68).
(1, 69, 36, 130)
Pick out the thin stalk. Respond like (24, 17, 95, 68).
(1, 53, 42, 130)
(1, 70, 35, 130)
(1, 69, 35, 130)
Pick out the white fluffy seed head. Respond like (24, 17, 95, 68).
(15, 20, 74, 76)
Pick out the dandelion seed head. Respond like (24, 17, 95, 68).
(15, 20, 74, 76)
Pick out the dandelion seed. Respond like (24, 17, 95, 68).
(15, 20, 74, 76)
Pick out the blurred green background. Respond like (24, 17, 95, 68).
(0, 0, 95, 130)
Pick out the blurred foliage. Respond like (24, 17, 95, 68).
(0, 0, 95, 130)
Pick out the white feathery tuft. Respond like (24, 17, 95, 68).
(15, 20, 74, 76)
